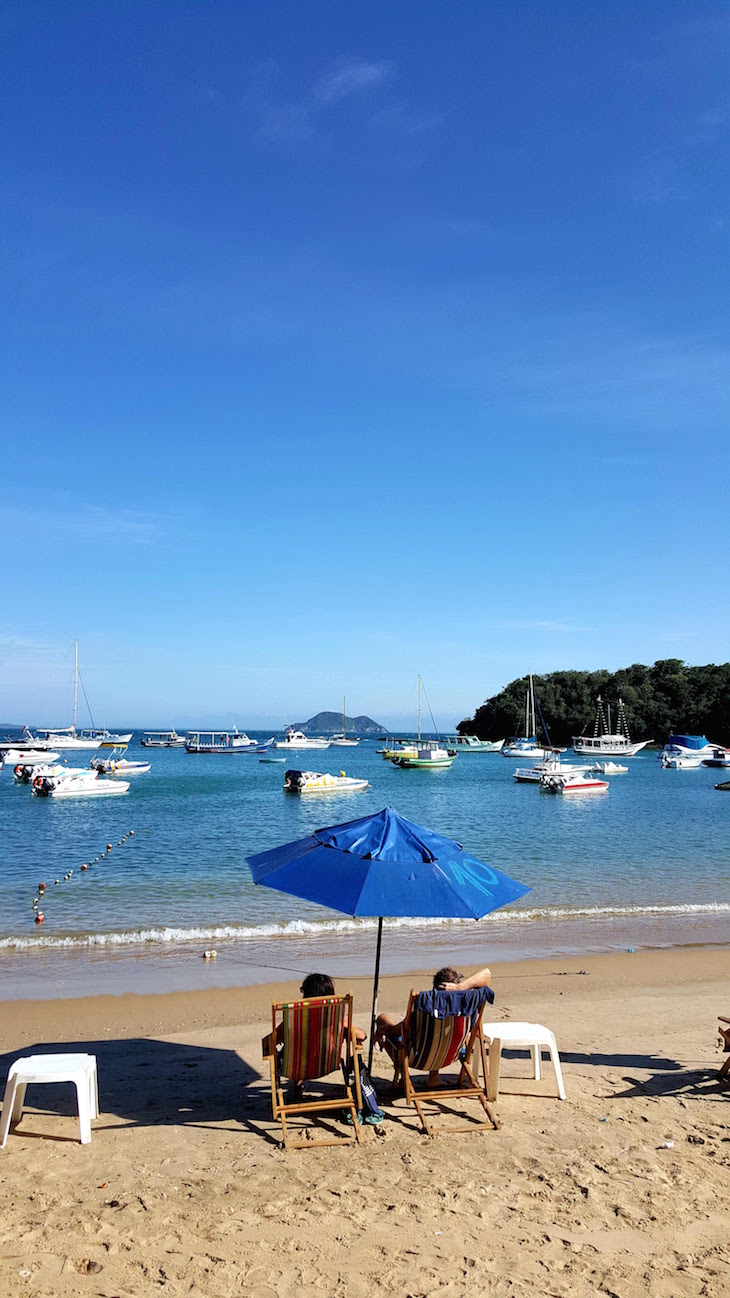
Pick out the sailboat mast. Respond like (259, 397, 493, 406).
(417, 675, 421, 742)
(343, 695, 346, 739)
(528, 672, 535, 739)
(73, 639, 78, 732)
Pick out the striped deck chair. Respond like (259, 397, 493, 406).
(719, 1016, 730, 1083)
(394, 989, 498, 1136)
(264, 993, 363, 1149)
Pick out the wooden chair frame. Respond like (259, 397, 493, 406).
(264, 992, 363, 1150)
(718, 1016, 730, 1084)
(393, 991, 499, 1135)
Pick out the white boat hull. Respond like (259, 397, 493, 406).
(284, 769, 368, 792)
(572, 739, 648, 757)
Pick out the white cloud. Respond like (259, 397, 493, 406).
(314, 59, 395, 105)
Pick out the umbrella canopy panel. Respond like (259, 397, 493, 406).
(247, 807, 531, 920)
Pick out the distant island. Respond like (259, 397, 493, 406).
(459, 659, 730, 747)
(293, 711, 384, 736)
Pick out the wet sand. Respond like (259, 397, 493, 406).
(0, 947, 728, 1296)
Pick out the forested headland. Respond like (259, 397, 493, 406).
(459, 660, 730, 747)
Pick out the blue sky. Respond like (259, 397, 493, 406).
(2, 2, 729, 729)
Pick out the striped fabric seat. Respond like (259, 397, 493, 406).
(266, 992, 363, 1150)
(407, 1011, 470, 1074)
(280, 997, 347, 1082)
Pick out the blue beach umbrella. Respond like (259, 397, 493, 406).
(247, 807, 531, 1069)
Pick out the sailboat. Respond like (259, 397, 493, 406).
(330, 697, 360, 746)
(572, 697, 649, 757)
(391, 677, 457, 769)
(501, 673, 559, 759)
(34, 641, 132, 750)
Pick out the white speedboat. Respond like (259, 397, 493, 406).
(35, 727, 103, 750)
(4, 747, 60, 767)
(0, 728, 55, 758)
(449, 735, 505, 753)
(31, 770, 130, 797)
(513, 754, 587, 784)
(589, 761, 629, 774)
(91, 745, 150, 776)
(284, 769, 369, 793)
(141, 730, 186, 747)
(660, 752, 704, 769)
(540, 770, 609, 794)
(185, 728, 257, 753)
(572, 698, 649, 757)
(13, 761, 69, 784)
(703, 748, 730, 769)
(272, 728, 331, 750)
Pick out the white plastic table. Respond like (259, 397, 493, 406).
(1, 1053, 99, 1146)
(482, 1022, 566, 1101)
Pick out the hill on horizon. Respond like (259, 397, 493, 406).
(293, 711, 384, 735)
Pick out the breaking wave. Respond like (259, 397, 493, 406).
(1, 901, 729, 952)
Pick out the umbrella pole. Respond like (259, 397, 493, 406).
(367, 916, 384, 1073)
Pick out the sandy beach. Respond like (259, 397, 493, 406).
(0, 947, 728, 1297)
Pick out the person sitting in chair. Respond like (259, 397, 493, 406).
(263, 972, 366, 1100)
(375, 964, 493, 1088)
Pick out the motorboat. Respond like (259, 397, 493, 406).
(380, 742, 418, 760)
(391, 677, 457, 769)
(703, 747, 730, 769)
(449, 735, 505, 753)
(661, 734, 717, 761)
(4, 747, 60, 767)
(540, 770, 609, 794)
(34, 727, 103, 750)
(185, 728, 257, 753)
(393, 743, 456, 769)
(502, 674, 563, 758)
(715, 780, 730, 791)
(573, 697, 649, 757)
(284, 769, 369, 793)
(513, 753, 587, 784)
(0, 728, 55, 758)
(272, 728, 331, 750)
(660, 752, 704, 769)
(31, 770, 130, 797)
(141, 730, 187, 747)
(13, 761, 70, 785)
(330, 697, 360, 746)
(589, 761, 629, 774)
(91, 745, 150, 776)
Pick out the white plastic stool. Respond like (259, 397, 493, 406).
(1, 1054, 99, 1147)
(482, 1023, 566, 1101)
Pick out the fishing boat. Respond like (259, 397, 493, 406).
(448, 734, 505, 753)
(502, 674, 560, 758)
(272, 727, 331, 750)
(703, 747, 730, 769)
(572, 698, 649, 757)
(185, 728, 257, 753)
(31, 770, 130, 797)
(391, 677, 457, 769)
(540, 770, 609, 794)
(91, 745, 151, 776)
(284, 769, 369, 793)
(141, 730, 187, 748)
(330, 697, 360, 746)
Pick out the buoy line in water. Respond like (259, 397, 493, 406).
(31, 829, 139, 926)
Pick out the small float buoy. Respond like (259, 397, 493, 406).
(35, 912, 44, 924)
(81, 864, 88, 871)
(54, 879, 60, 885)
(129, 830, 134, 836)
(107, 843, 112, 851)
(68, 869, 73, 876)
(203, 950, 217, 960)
(94, 857, 99, 863)
(100, 853, 105, 859)
(38, 882, 46, 892)
(33, 901, 38, 909)
(118, 840, 122, 846)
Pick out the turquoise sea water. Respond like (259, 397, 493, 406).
(1, 734, 728, 998)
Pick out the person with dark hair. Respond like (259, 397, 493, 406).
(300, 972, 335, 998)
(375, 964, 493, 1088)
